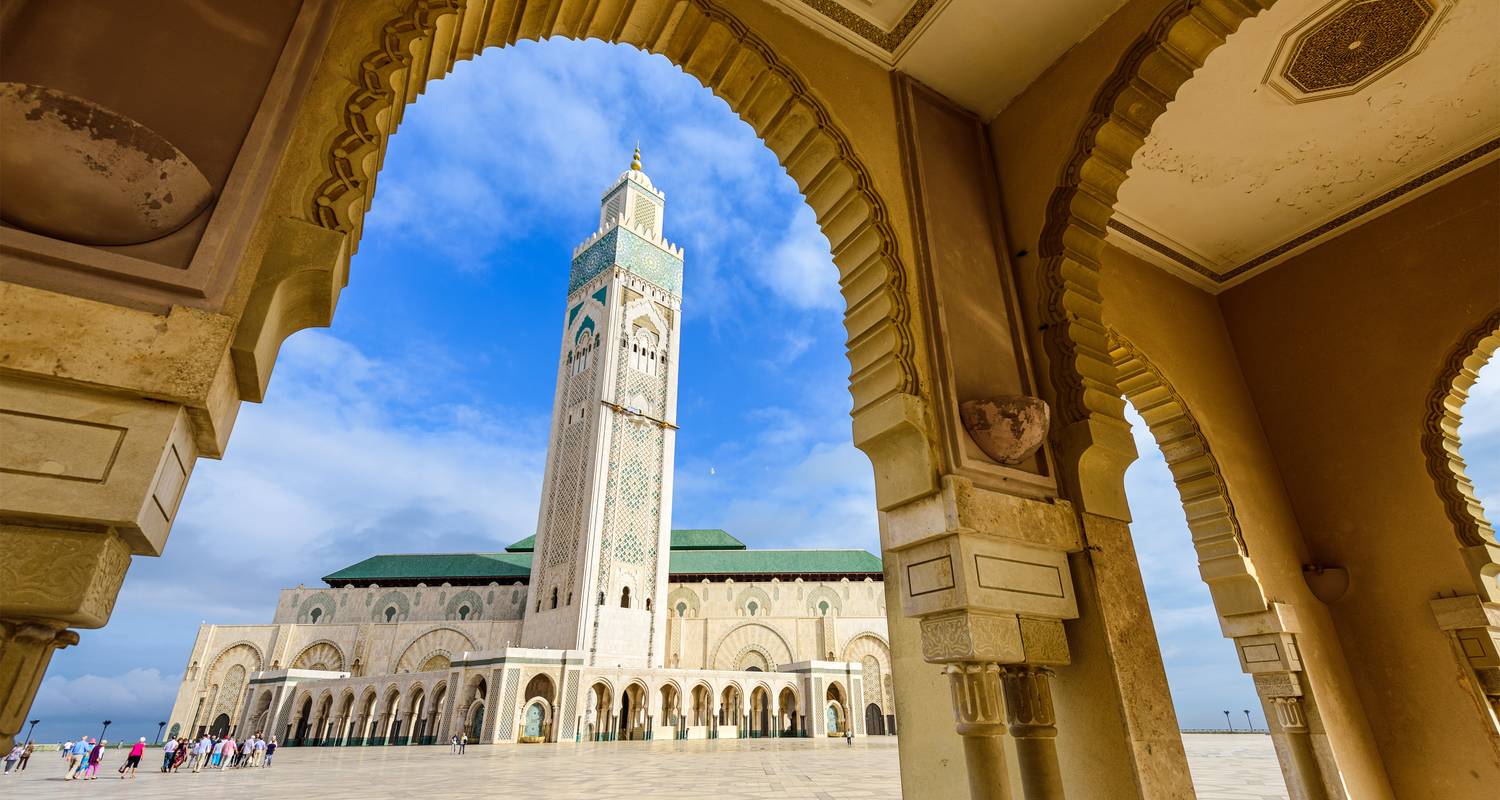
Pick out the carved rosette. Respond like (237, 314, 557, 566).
(944, 662, 1006, 737)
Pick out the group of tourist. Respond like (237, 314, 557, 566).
(48, 737, 149, 780)
(158, 733, 278, 772)
(3, 742, 35, 774)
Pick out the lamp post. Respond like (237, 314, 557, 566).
(156, 721, 167, 744)
(99, 720, 112, 743)
(25, 719, 40, 744)
(1243, 709, 1254, 732)
(1222, 710, 1233, 732)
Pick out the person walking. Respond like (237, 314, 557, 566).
(459, 732, 467, 754)
(4, 743, 21, 775)
(190, 736, 208, 772)
(450, 733, 458, 754)
(161, 736, 178, 772)
(121, 738, 145, 778)
(219, 736, 236, 770)
(83, 738, 104, 779)
(845, 726, 853, 746)
(171, 738, 188, 772)
(263, 738, 276, 767)
(17, 742, 33, 771)
(254, 735, 267, 766)
(66, 737, 90, 780)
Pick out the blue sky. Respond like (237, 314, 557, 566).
(29, 40, 1500, 747)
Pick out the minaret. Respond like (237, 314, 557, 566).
(520, 149, 684, 668)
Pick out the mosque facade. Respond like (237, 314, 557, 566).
(163, 155, 896, 746)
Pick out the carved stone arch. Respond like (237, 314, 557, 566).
(444, 589, 484, 620)
(1423, 310, 1500, 598)
(667, 585, 700, 617)
(371, 590, 411, 622)
(298, 591, 337, 623)
(208, 640, 265, 678)
(235, 0, 930, 491)
(291, 640, 347, 672)
(711, 623, 794, 671)
(841, 632, 890, 663)
(1037, 0, 1281, 511)
(735, 585, 772, 617)
(805, 585, 842, 616)
(395, 627, 476, 673)
(1109, 332, 1269, 617)
(1424, 310, 1500, 548)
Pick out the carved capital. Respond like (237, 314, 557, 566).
(1001, 665, 1057, 738)
(1268, 695, 1308, 732)
(1252, 670, 1304, 699)
(0, 618, 79, 750)
(944, 662, 1006, 737)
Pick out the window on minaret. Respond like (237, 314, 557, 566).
(621, 587, 631, 608)
(550, 588, 558, 609)
(633, 197, 658, 236)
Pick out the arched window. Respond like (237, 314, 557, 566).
(645, 598, 652, 611)
(747, 600, 758, 616)
(621, 587, 631, 608)
(550, 587, 559, 609)
(384, 606, 397, 623)
(310, 608, 322, 623)
(818, 600, 830, 617)
(675, 602, 688, 617)
(458, 605, 470, 620)
(598, 592, 605, 606)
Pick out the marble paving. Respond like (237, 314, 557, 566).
(3, 734, 1287, 799)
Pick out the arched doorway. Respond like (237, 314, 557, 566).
(825, 682, 847, 736)
(588, 682, 613, 742)
(659, 683, 681, 738)
(865, 703, 885, 736)
(619, 682, 647, 741)
(520, 674, 556, 742)
(210, 713, 231, 738)
(749, 686, 771, 738)
(778, 687, 800, 737)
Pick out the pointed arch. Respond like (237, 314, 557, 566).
(1036, 1, 1281, 509)
(1424, 309, 1500, 549)
(1109, 332, 1268, 617)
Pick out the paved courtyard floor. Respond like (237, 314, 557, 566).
(3, 734, 1285, 799)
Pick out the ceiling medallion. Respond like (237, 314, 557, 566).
(1264, 0, 1449, 103)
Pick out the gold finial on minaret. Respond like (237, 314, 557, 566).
(631, 144, 642, 172)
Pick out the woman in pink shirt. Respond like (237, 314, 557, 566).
(121, 738, 145, 778)
(219, 738, 237, 771)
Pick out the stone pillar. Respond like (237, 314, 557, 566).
(890, 477, 1081, 800)
(0, 375, 203, 751)
(1430, 594, 1500, 728)
(1227, 604, 1343, 800)
(1001, 666, 1063, 800)
(944, 662, 1012, 800)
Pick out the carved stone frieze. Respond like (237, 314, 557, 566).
(920, 611, 1023, 664)
(0, 527, 131, 627)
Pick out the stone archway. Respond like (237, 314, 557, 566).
(239, 0, 926, 457)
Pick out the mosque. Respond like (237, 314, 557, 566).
(163, 153, 896, 747)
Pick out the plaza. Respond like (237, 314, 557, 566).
(2, 735, 1287, 800)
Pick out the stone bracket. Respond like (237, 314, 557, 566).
(920, 611, 1070, 666)
(899, 532, 1078, 621)
(1431, 594, 1500, 669)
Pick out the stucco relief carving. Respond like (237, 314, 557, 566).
(711, 623, 794, 671)
(919, 612, 1021, 663)
(395, 627, 476, 674)
(292, 641, 347, 672)
(0, 529, 131, 626)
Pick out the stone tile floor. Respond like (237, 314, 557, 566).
(3, 734, 1286, 799)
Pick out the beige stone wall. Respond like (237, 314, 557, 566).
(1216, 165, 1500, 798)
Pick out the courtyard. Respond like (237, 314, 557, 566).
(5, 735, 1286, 799)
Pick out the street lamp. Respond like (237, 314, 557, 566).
(1222, 710, 1233, 732)
(156, 721, 167, 744)
(1243, 709, 1253, 732)
(25, 720, 39, 744)
(99, 720, 112, 743)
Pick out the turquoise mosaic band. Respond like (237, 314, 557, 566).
(570, 226, 683, 295)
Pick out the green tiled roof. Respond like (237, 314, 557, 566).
(323, 552, 532, 585)
(667, 549, 880, 576)
(504, 529, 745, 553)
(324, 544, 880, 586)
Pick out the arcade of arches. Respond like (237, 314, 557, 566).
(0, 2, 1496, 799)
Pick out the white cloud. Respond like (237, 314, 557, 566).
(760, 205, 842, 311)
(31, 669, 181, 742)
(1460, 359, 1500, 514)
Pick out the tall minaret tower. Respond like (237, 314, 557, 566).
(521, 149, 684, 668)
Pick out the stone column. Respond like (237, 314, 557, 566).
(892, 477, 1081, 800)
(1430, 594, 1500, 727)
(0, 375, 203, 751)
(1227, 605, 1341, 800)
(944, 662, 1011, 800)
(1001, 666, 1063, 800)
